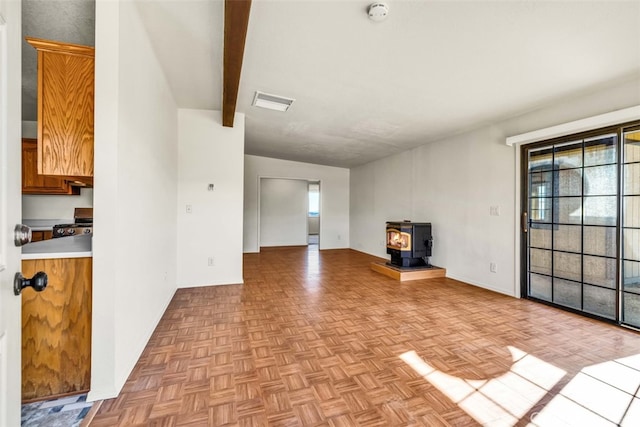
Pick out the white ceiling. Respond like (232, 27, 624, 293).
(22, 0, 640, 168)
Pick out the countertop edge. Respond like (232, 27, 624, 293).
(22, 251, 93, 260)
(22, 219, 72, 231)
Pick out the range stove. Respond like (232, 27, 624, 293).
(52, 208, 93, 238)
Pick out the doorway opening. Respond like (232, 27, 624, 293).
(308, 182, 320, 247)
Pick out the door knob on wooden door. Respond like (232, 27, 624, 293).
(14, 271, 48, 295)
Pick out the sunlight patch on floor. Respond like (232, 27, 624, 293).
(400, 346, 565, 426)
(530, 355, 640, 427)
(401, 348, 640, 426)
(304, 245, 321, 291)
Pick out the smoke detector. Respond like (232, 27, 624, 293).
(368, 2, 389, 22)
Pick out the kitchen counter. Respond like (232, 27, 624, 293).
(22, 234, 92, 260)
(22, 218, 72, 231)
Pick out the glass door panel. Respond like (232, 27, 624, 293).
(530, 274, 552, 301)
(525, 133, 619, 317)
(583, 285, 616, 319)
(554, 278, 581, 310)
(622, 129, 640, 327)
(585, 135, 617, 165)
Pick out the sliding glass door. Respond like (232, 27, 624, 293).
(523, 123, 640, 328)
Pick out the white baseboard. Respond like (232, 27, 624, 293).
(446, 273, 516, 298)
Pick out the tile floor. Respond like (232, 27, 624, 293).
(21, 393, 93, 427)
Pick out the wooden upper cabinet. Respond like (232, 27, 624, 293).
(22, 138, 80, 195)
(26, 37, 94, 178)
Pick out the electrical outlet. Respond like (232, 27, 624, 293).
(186, 204, 192, 214)
(490, 262, 497, 273)
(337, 234, 341, 240)
(490, 206, 500, 216)
(208, 257, 214, 267)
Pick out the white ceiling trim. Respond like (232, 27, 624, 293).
(506, 105, 640, 146)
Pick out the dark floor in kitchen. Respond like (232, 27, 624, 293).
(22, 394, 93, 427)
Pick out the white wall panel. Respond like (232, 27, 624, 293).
(260, 178, 308, 247)
(308, 217, 320, 234)
(91, 0, 178, 400)
(176, 109, 244, 287)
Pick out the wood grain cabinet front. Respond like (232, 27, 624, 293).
(21, 257, 92, 402)
(22, 139, 80, 195)
(26, 37, 94, 181)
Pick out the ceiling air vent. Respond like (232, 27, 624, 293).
(252, 91, 295, 112)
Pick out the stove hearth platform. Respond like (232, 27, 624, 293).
(371, 262, 446, 282)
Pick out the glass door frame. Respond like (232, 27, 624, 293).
(520, 120, 640, 326)
(621, 124, 640, 327)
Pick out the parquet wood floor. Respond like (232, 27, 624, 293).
(90, 247, 640, 426)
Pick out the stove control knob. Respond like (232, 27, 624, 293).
(68, 229, 75, 235)
(83, 228, 91, 234)
(56, 229, 65, 236)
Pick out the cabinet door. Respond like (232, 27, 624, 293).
(28, 38, 94, 178)
(21, 257, 92, 401)
(22, 139, 79, 195)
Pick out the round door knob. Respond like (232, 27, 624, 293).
(14, 224, 32, 247)
(14, 271, 48, 295)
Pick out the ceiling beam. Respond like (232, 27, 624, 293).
(222, 0, 252, 127)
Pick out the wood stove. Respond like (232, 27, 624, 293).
(386, 221, 432, 267)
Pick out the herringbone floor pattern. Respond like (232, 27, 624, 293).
(90, 247, 640, 426)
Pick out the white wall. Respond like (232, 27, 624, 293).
(91, 0, 178, 400)
(0, 0, 24, 424)
(176, 109, 245, 288)
(351, 77, 640, 297)
(244, 155, 350, 252)
(260, 178, 308, 247)
(21, 120, 93, 220)
(308, 216, 319, 234)
(22, 189, 93, 220)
